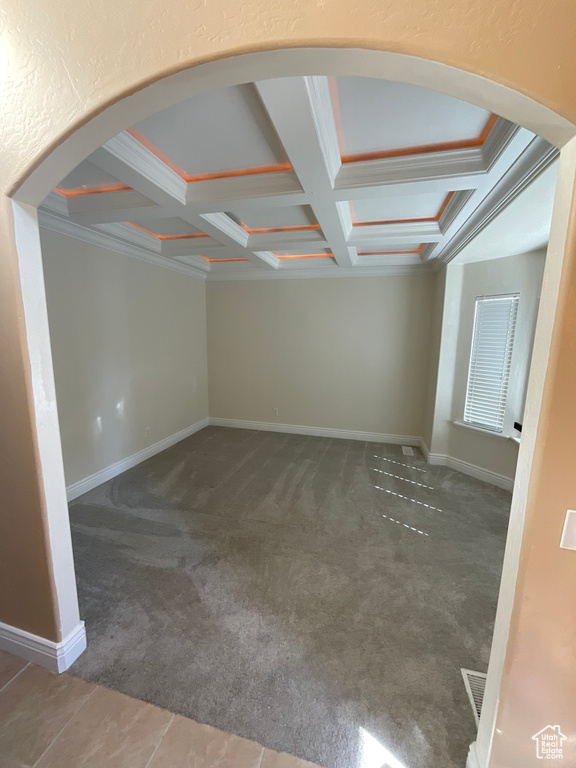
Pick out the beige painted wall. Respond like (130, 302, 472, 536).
(428, 251, 545, 482)
(207, 275, 435, 437)
(448, 251, 545, 478)
(422, 268, 447, 450)
(41, 229, 208, 487)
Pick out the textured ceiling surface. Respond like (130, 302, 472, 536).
(40, 76, 557, 280)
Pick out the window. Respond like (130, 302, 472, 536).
(464, 293, 519, 433)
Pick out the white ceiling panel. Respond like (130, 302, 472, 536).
(358, 243, 424, 255)
(126, 217, 204, 237)
(205, 254, 250, 262)
(351, 192, 450, 223)
(334, 77, 491, 157)
(274, 248, 331, 257)
(229, 205, 317, 231)
(57, 161, 126, 192)
(132, 85, 287, 178)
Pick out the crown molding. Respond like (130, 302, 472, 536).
(205, 262, 433, 280)
(304, 75, 342, 181)
(174, 254, 213, 271)
(95, 132, 188, 205)
(482, 118, 522, 170)
(96, 221, 162, 252)
(437, 137, 559, 265)
(438, 189, 476, 232)
(335, 146, 487, 191)
(186, 171, 302, 205)
(247, 229, 327, 249)
(349, 220, 442, 245)
(38, 211, 208, 280)
(42, 191, 70, 216)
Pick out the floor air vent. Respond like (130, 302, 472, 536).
(401, 446, 414, 456)
(461, 668, 487, 727)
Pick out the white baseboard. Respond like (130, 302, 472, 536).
(419, 438, 430, 462)
(209, 419, 512, 489)
(66, 416, 512, 501)
(0, 620, 86, 673)
(209, 417, 422, 446)
(466, 742, 483, 768)
(66, 417, 210, 501)
(427, 451, 514, 492)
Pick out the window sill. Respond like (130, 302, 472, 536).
(453, 420, 519, 444)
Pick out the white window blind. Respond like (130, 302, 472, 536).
(464, 293, 519, 433)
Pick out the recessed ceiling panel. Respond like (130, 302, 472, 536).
(126, 218, 205, 238)
(274, 248, 332, 259)
(229, 205, 318, 232)
(358, 243, 424, 255)
(333, 77, 491, 158)
(351, 192, 451, 224)
(131, 85, 287, 179)
(203, 254, 250, 262)
(57, 161, 127, 194)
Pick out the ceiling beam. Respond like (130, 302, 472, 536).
(89, 133, 279, 270)
(348, 220, 442, 247)
(255, 76, 355, 268)
(247, 229, 327, 251)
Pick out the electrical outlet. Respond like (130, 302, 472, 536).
(145, 427, 150, 438)
(273, 408, 279, 416)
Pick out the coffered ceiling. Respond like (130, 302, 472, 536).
(40, 76, 558, 280)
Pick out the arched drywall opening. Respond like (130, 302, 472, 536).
(7, 47, 576, 768)
(13, 48, 576, 207)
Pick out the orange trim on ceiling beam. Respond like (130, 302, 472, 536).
(328, 79, 498, 163)
(241, 223, 321, 234)
(341, 114, 498, 164)
(351, 191, 455, 227)
(125, 221, 207, 240)
(54, 183, 132, 197)
(199, 256, 250, 263)
(273, 252, 333, 260)
(328, 77, 347, 159)
(358, 244, 425, 256)
(126, 127, 291, 183)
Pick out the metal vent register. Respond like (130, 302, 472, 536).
(461, 668, 487, 727)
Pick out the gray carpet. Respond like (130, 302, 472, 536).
(69, 427, 510, 768)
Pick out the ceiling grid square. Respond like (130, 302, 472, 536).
(40, 75, 558, 280)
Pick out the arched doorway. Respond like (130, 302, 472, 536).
(3, 27, 576, 768)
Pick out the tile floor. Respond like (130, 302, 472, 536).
(0, 650, 318, 768)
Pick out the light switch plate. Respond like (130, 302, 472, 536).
(560, 510, 576, 550)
